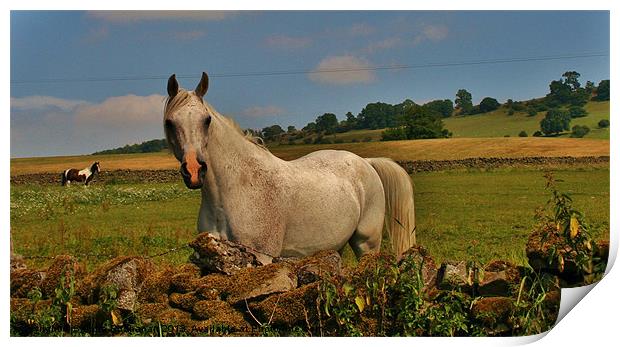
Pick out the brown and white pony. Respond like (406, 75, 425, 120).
(163, 72, 416, 259)
(61, 162, 100, 186)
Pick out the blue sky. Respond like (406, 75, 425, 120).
(10, 10, 610, 157)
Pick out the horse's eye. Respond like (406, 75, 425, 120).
(165, 119, 174, 130)
(204, 116, 212, 128)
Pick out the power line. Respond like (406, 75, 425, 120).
(10, 51, 608, 85)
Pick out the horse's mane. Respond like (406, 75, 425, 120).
(165, 89, 268, 151)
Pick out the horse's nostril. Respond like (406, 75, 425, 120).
(180, 162, 190, 177)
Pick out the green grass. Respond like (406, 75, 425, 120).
(414, 167, 609, 265)
(10, 182, 201, 270)
(10, 166, 609, 270)
(443, 101, 610, 139)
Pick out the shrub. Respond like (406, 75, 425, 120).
(351, 138, 359, 143)
(363, 137, 372, 142)
(598, 119, 610, 128)
(479, 97, 500, 113)
(303, 137, 313, 144)
(507, 109, 515, 116)
(533, 131, 543, 137)
(570, 125, 590, 138)
(534, 103, 548, 112)
(568, 106, 587, 118)
(527, 108, 537, 117)
(540, 109, 571, 136)
(381, 128, 407, 141)
(518, 131, 528, 137)
(512, 102, 526, 112)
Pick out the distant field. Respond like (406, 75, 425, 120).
(444, 100, 610, 139)
(10, 166, 609, 270)
(11, 137, 609, 175)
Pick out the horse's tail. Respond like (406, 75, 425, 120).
(61, 172, 67, 186)
(366, 158, 415, 258)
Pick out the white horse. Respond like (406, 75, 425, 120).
(163, 72, 416, 258)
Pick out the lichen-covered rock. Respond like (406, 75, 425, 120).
(292, 250, 342, 286)
(70, 304, 104, 330)
(399, 246, 437, 293)
(41, 255, 85, 298)
(10, 236, 27, 273)
(250, 283, 320, 327)
(478, 260, 521, 297)
(192, 262, 297, 305)
(189, 233, 272, 275)
(156, 308, 193, 326)
(10, 269, 46, 298)
(227, 263, 297, 304)
(136, 302, 170, 323)
(595, 240, 609, 263)
(192, 300, 250, 332)
(140, 266, 176, 304)
(471, 297, 514, 336)
(169, 292, 200, 312)
(76, 256, 154, 311)
(437, 261, 475, 293)
(526, 222, 593, 286)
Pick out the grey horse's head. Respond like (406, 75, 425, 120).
(163, 72, 211, 189)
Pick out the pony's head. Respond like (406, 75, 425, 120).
(92, 161, 101, 173)
(163, 72, 211, 189)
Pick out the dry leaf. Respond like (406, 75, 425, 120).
(570, 216, 580, 239)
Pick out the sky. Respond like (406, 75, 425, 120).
(10, 10, 610, 158)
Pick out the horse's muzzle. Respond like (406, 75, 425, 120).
(180, 160, 207, 189)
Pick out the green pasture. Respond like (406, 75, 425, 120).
(10, 166, 609, 270)
(443, 100, 610, 139)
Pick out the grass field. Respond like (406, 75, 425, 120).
(11, 137, 610, 175)
(443, 100, 610, 139)
(10, 165, 609, 270)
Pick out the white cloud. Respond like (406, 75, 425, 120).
(308, 55, 375, 85)
(11, 96, 88, 111)
(241, 105, 285, 118)
(413, 24, 449, 44)
(11, 94, 167, 157)
(87, 11, 238, 23)
(362, 37, 403, 54)
(265, 34, 312, 49)
(74, 94, 165, 127)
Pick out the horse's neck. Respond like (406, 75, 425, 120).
(206, 116, 279, 183)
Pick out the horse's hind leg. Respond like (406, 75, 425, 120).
(348, 214, 383, 258)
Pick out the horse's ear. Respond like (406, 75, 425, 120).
(167, 74, 179, 98)
(195, 72, 209, 99)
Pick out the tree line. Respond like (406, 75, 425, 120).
(259, 71, 609, 143)
(93, 72, 609, 154)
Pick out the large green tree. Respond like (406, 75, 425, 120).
(382, 104, 451, 141)
(315, 113, 339, 134)
(540, 109, 571, 136)
(455, 89, 473, 115)
(261, 124, 285, 141)
(423, 99, 454, 118)
(546, 71, 589, 106)
(478, 97, 501, 113)
(595, 80, 610, 101)
(357, 102, 399, 129)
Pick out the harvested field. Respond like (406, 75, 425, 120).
(10, 137, 610, 175)
(10, 155, 610, 185)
